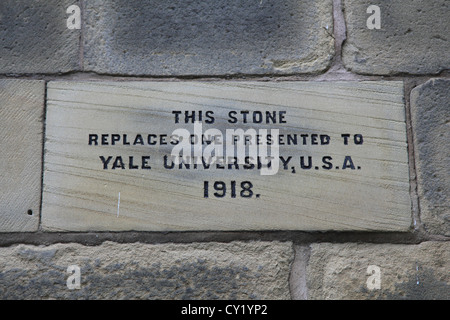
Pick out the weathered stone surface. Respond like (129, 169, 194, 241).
(0, 0, 80, 74)
(342, 0, 450, 75)
(42, 81, 411, 232)
(0, 241, 293, 299)
(306, 242, 450, 299)
(411, 79, 450, 236)
(83, 0, 334, 75)
(289, 245, 310, 300)
(0, 80, 44, 231)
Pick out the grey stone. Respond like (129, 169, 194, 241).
(0, 241, 294, 299)
(342, 0, 450, 75)
(289, 245, 310, 300)
(306, 242, 450, 299)
(411, 79, 450, 236)
(0, 0, 80, 74)
(83, 0, 334, 76)
(0, 80, 44, 232)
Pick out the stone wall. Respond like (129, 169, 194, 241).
(0, 0, 448, 300)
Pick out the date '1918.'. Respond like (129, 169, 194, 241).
(203, 181, 259, 198)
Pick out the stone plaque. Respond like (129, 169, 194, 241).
(42, 81, 411, 231)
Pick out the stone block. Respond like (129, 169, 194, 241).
(0, 80, 44, 231)
(342, 0, 450, 75)
(411, 79, 450, 236)
(42, 81, 411, 232)
(306, 242, 450, 299)
(83, 0, 334, 75)
(0, 241, 293, 299)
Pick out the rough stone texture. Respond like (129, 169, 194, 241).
(289, 245, 310, 300)
(342, 0, 450, 75)
(0, 0, 80, 74)
(306, 242, 450, 299)
(83, 0, 334, 76)
(0, 80, 44, 231)
(0, 241, 293, 299)
(411, 79, 450, 236)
